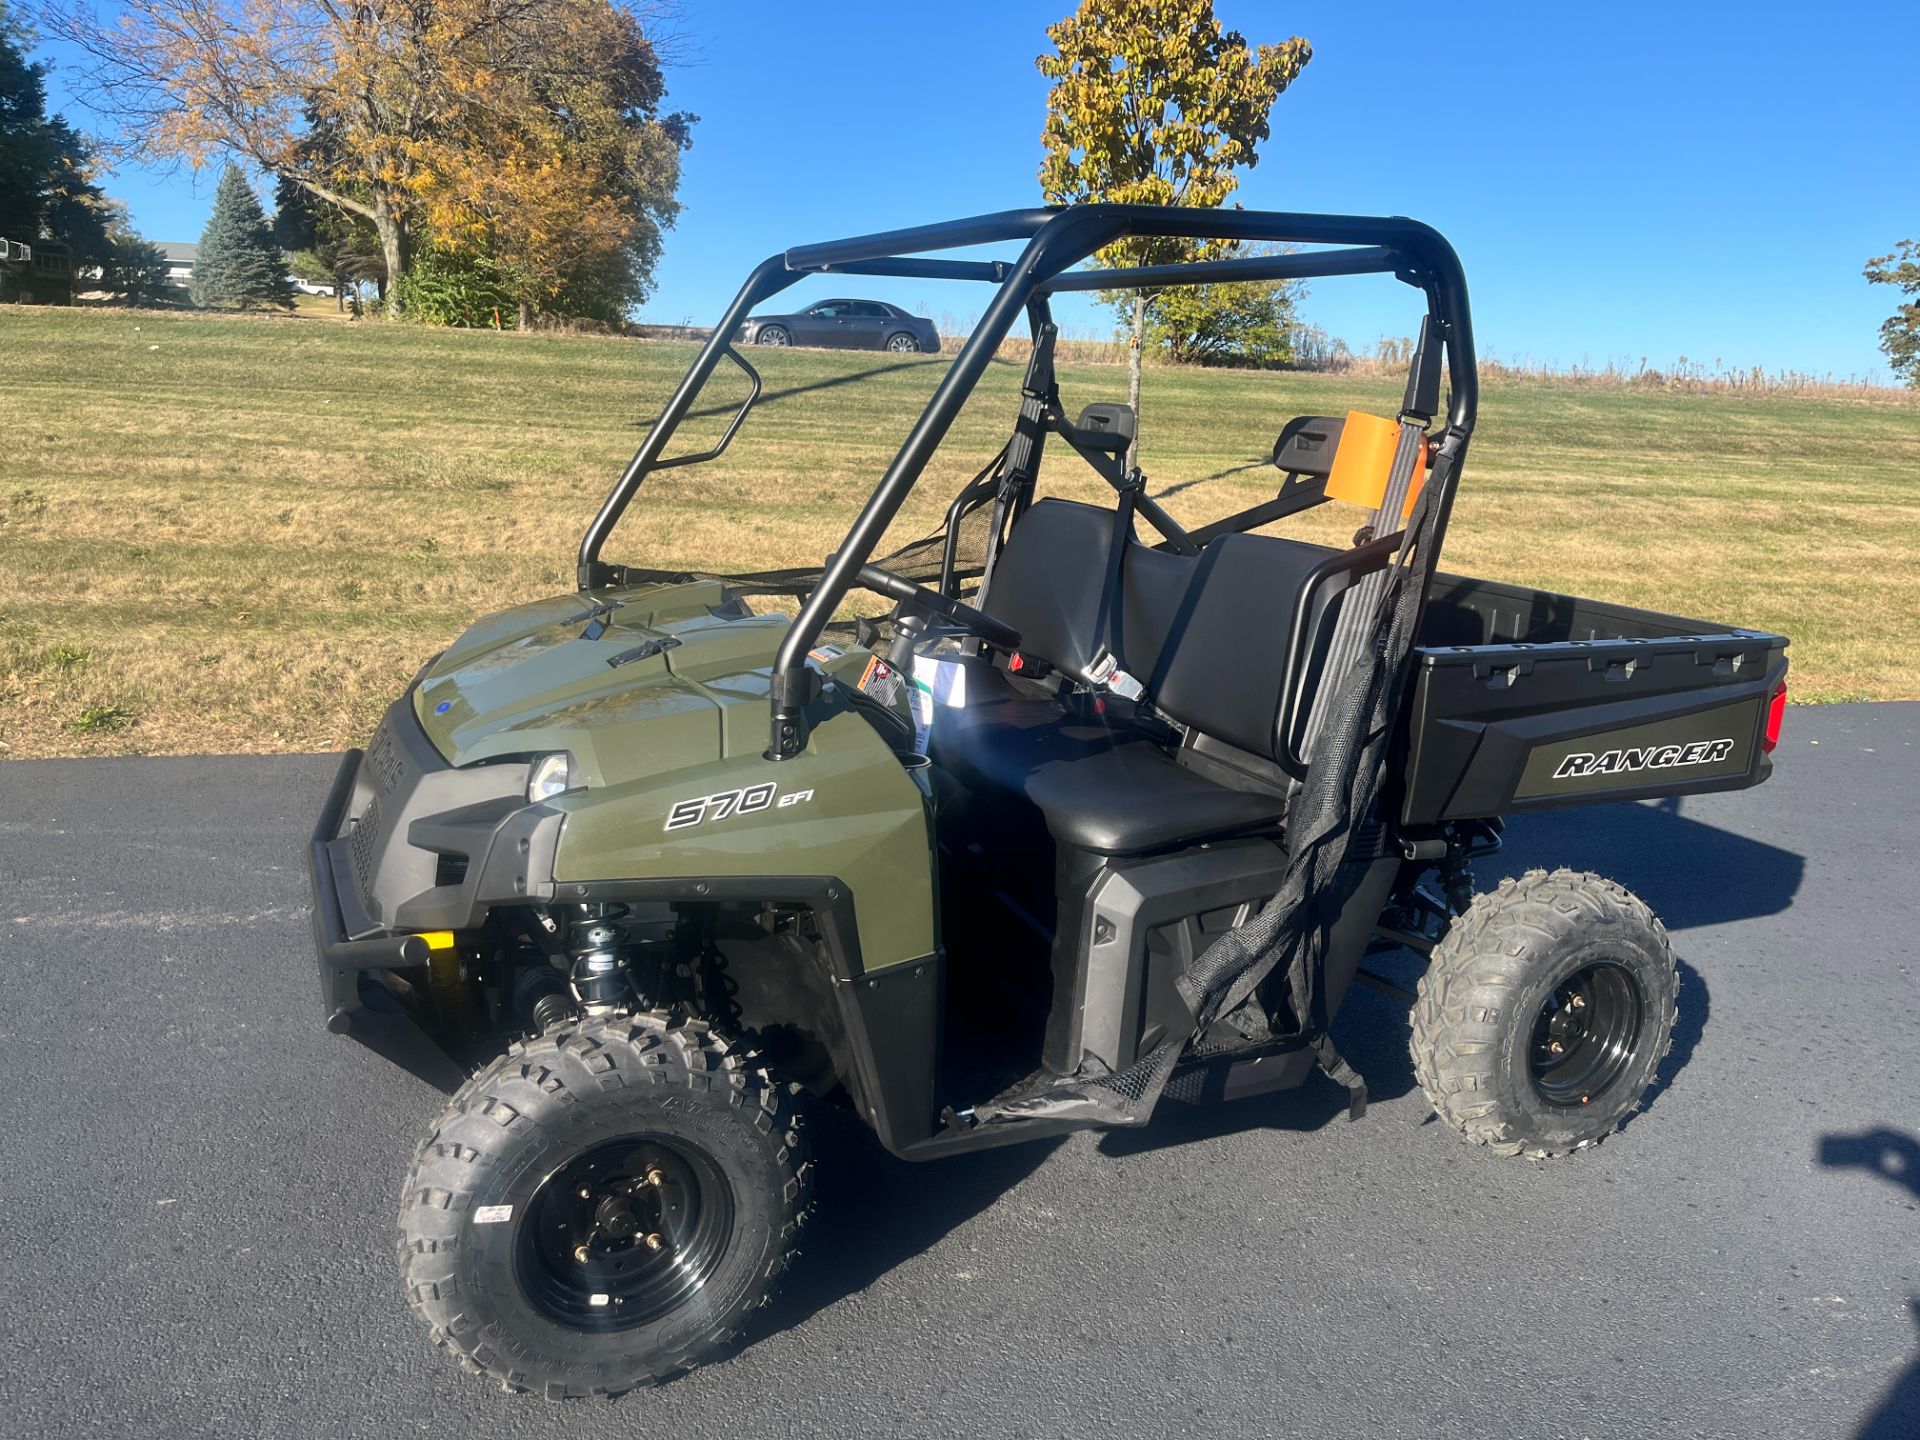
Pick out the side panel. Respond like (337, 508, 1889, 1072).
(551, 708, 938, 973)
(1069, 839, 1290, 1074)
(516, 874, 946, 1156)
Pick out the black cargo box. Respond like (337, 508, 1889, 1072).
(1400, 575, 1789, 826)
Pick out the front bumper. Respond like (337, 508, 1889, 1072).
(306, 695, 564, 1031)
(308, 747, 431, 1032)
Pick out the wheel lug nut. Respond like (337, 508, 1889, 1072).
(578, 1186, 592, 1199)
(645, 1168, 665, 1187)
(644, 1233, 665, 1251)
(573, 1243, 590, 1263)
(1570, 994, 1586, 1009)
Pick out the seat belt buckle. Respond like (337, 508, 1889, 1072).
(1087, 650, 1145, 702)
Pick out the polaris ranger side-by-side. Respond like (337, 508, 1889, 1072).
(307, 206, 1789, 1396)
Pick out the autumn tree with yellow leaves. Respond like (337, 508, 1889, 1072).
(1037, 0, 1310, 451)
(51, 0, 691, 321)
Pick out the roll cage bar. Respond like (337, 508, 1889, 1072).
(575, 204, 1478, 761)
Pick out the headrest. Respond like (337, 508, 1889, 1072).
(1072, 402, 1136, 454)
(1271, 415, 1344, 476)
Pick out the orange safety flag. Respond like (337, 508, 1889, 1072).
(1326, 411, 1426, 520)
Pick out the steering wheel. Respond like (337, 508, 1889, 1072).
(852, 563, 1022, 654)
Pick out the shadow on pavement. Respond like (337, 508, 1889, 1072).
(1636, 956, 1710, 1120)
(1093, 1069, 1376, 1159)
(1505, 795, 1804, 932)
(746, 1107, 1063, 1346)
(1818, 1128, 1920, 1439)
(343, 999, 469, 1095)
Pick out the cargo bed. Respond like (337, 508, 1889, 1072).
(1399, 575, 1789, 825)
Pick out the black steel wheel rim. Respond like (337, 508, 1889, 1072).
(515, 1134, 735, 1332)
(1528, 961, 1645, 1107)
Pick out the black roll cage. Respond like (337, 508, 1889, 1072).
(575, 204, 1478, 761)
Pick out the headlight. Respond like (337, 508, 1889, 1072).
(527, 752, 579, 803)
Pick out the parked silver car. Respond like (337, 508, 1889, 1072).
(736, 298, 940, 353)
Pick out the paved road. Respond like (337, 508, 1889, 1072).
(1, 704, 1914, 1439)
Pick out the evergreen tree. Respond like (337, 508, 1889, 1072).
(1, 6, 61, 233)
(190, 167, 294, 309)
(1, 3, 109, 264)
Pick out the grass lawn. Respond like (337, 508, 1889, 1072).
(2, 304, 1916, 758)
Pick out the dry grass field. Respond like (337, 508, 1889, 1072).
(2, 304, 1917, 758)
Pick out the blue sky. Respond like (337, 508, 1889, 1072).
(36, 1, 1917, 380)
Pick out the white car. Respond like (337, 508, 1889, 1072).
(290, 277, 336, 297)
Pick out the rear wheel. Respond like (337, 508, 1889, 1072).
(398, 1012, 809, 1396)
(885, 331, 921, 353)
(1410, 869, 1677, 1158)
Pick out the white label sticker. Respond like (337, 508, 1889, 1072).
(472, 1204, 513, 1224)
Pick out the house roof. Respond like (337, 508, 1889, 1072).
(157, 242, 197, 264)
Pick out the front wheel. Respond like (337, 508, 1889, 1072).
(398, 1013, 809, 1396)
(1410, 869, 1677, 1158)
(755, 325, 791, 346)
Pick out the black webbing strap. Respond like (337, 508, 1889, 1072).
(1087, 477, 1142, 684)
(981, 331, 1059, 595)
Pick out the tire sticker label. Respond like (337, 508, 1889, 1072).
(472, 1204, 513, 1224)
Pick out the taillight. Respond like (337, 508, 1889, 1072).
(1763, 682, 1787, 753)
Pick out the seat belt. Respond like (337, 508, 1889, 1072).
(1085, 474, 1145, 701)
(979, 326, 1058, 597)
(1298, 318, 1442, 768)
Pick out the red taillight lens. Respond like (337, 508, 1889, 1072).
(1763, 682, 1787, 753)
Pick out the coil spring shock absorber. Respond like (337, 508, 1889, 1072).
(567, 902, 635, 1012)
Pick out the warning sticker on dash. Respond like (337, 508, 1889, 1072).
(857, 654, 903, 707)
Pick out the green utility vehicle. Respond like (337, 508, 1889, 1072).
(308, 206, 1789, 1396)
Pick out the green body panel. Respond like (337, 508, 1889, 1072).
(412, 581, 935, 973)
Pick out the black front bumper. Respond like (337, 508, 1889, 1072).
(306, 697, 565, 1033)
(308, 746, 431, 1032)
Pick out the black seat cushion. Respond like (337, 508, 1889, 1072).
(932, 692, 1287, 856)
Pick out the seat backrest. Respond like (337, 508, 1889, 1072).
(985, 497, 1380, 768)
(983, 498, 1197, 686)
(1148, 532, 1355, 765)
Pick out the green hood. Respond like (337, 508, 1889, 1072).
(413, 580, 793, 788)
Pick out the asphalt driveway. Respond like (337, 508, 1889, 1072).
(0, 703, 1914, 1439)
